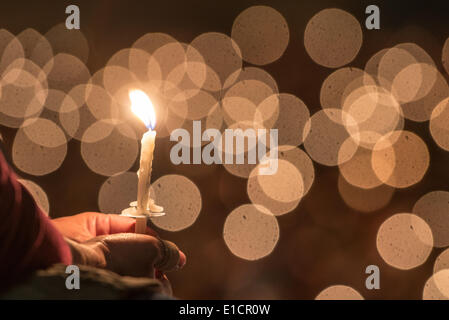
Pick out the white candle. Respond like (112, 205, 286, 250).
(137, 129, 156, 212)
(129, 89, 157, 215)
(122, 90, 164, 233)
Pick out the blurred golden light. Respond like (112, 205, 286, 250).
(443, 37, 449, 76)
(423, 270, 449, 300)
(0, 59, 47, 127)
(371, 130, 429, 188)
(364, 48, 388, 78)
(0, 31, 25, 75)
(377, 47, 417, 91)
(86, 84, 119, 121)
(182, 89, 218, 121)
(223, 204, 279, 261)
(190, 32, 242, 90)
(257, 159, 304, 203)
(43, 53, 91, 93)
(338, 143, 383, 189)
(342, 86, 404, 149)
(413, 191, 449, 248)
(337, 173, 394, 213)
(267, 93, 310, 146)
(132, 32, 176, 55)
(402, 71, 449, 122)
(391, 63, 437, 104)
(223, 79, 275, 127)
(231, 5, 289, 66)
(315, 285, 364, 300)
(430, 97, 449, 151)
(81, 121, 138, 176)
(222, 96, 257, 127)
(12, 125, 67, 176)
(304, 108, 358, 166)
(376, 213, 433, 270)
(98, 172, 138, 214)
(304, 8, 362, 68)
(18, 179, 50, 215)
(45, 23, 89, 63)
(247, 149, 309, 216)
(150, 175, 202, 231)
(17, 28, 53, 68)
(320, 67, 375, 110)
(223, 67, 278, 94)
(434, 249, 449, 274)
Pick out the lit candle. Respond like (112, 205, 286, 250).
(137, 129, 156, 212)
(130, 89, 157, 213)
(123, 89, 164, 233)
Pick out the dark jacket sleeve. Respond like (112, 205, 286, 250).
(0, 150, 71, 291)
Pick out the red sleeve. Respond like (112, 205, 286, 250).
(0, 150, 72, 290)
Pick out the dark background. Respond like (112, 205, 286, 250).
(1, 0, 449, 299)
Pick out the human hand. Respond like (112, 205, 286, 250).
(52, 212, 186, 293)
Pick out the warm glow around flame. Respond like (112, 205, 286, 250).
(129, 90, 156, 130)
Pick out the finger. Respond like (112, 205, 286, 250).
(83, 212, 159, 237)
(154, 240, 186, 272)
(52, 214, 94, 242)
(106, 214, 159, 237)
(178, 250, 187, 269)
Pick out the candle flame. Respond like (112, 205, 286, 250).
(129, 90, 156, 130)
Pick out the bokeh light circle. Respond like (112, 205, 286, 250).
(247, 158, 304, 216)
(434, 249, 449, 274)
(304, 8, 362, 68)
(266, 93, 310, 146)
(223, 67, 278, 94)
(320, 67, 376, 110)
(342, 85, 404, 150)
(371, 130, 429, 189)
(18, 179, 50, 215)
(303, 108, 358, 166)
(150, 174, 202, 231)
(81, 121, 138, 176)
(338, 173, 394, 213)
(442, 37, 449, 76)
(338, 144, 383, 189)
(231, 5, 289, 66)
(257, 159, 304, 203)
(223, 204, 279, 261)
(315, 285, 364, 300)
(12, 125, 67, 176)
(43, 53, 91, 93)
(98, 171, 138, 214)
(430, 97, 449, 151)
(401, 68, 449, 122)
(45, 23, 89, 63)
(190, 32, 242, 91)
(21, 117, 67, 148)
(423, 270, 449, 300)
(413, 191, 449, 248)
(17, 28, 53, 68)
(376, 213, 433, 270)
